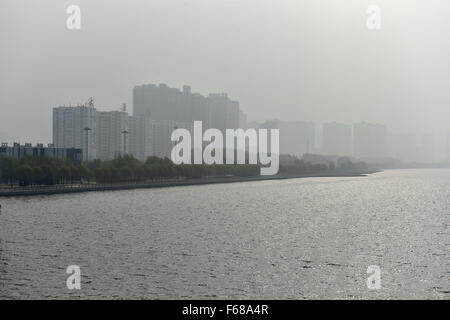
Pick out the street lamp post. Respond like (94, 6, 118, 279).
(121, 130, 129, 155)
(83, 127, 91, 162)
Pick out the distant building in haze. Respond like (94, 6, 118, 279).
(207, 93, 240, 132)
(53, 84, 243, 162)
(239, 110, 248, 129)
(322, 122, 352, 156)
(418, 134, 435, 163)
(353, 122, 388, 159)
(260, 119, 315, 157)
(132, 83, 241, 159)
(390, 133, 419, 162)
(147, 120, 193, 159)
(128, 116, 153, 162)
(133, 83, 240, 131)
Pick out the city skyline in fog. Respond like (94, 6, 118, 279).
(1, 0, 450, 160)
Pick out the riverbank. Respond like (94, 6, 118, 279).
(0, 171, 376, 197)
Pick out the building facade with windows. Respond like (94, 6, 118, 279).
(0, 143, 83, 165)
(53, 105, 97, 161)
(95, 111, 129, 161)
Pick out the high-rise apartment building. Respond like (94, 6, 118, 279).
(53, 84, 242, 162)
(353, 122, 388, 159)
(418, 134, 435, 163)
(260, 119, 315, 157)
(322, 122, 352, 156)
(52, 105, 97, 161)
(147, 120, 193, 159)
(239, 110, 248, 129)
(207, 93, 240, 132)
(128, 116, 153, 162)
(390, 133, 419, 162)
(53, 106, 129, 161)
(133, 84, 239, 131)
(95, 111, 129, 161)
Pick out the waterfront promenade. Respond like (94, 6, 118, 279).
(0, 171, 372, 197)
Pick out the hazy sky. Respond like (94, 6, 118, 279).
(1, 0, 449, 158)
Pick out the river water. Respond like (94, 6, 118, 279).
(0, 169, 448, 299)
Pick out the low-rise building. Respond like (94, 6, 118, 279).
(0, 143, 83, 165)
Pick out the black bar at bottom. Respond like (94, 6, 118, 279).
(0, 300, 444, 318)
